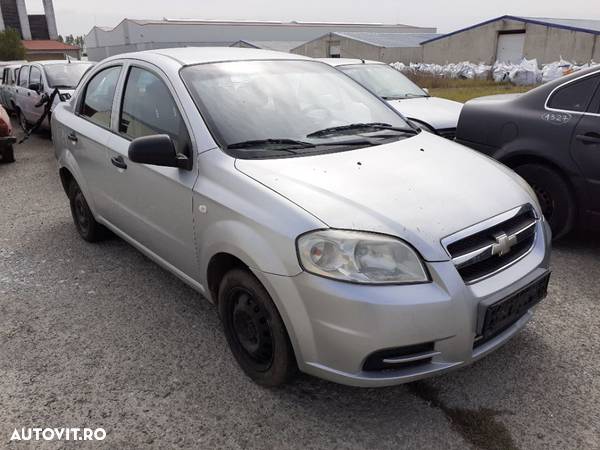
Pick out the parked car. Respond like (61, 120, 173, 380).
(456, 66, 600, 239)
(14, 60, 94, 131)
(0, 64, 22, 113)
(320, 58, 463, 139)
(0, 104, 16, 163)
(53, 48, 551, 387)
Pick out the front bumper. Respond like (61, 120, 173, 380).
(253, 219, 551, 387)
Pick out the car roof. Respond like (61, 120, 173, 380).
(318, 58, 385, 67)
(105, 47, 312, 67)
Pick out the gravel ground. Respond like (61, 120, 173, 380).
(1, 130, 599, 449)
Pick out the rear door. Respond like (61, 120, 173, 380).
(568, 74, 600, 213)
(101, 62, 199, 279)
(15, 65, 29, 117)
(61, 64, 124, 215)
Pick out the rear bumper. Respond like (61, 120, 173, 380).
(254, 220, 551, 387)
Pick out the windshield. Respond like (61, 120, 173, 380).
(181, 60, 413, 158)
(44, 63, 94, 89)
(338, 64, 427, 100)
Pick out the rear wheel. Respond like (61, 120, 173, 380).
(514, 164, 575, 239)
(218, 269, 297, 387)
(68, 180, 107, 242)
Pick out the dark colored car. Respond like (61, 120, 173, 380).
(456, 66, 600, 239)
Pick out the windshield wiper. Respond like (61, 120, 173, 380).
(227, 139, 316, 152)
(307, 122, 416, 138)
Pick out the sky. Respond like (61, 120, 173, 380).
(24, 0, 600, 37)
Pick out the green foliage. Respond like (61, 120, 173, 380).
(0, 28, 26, 61)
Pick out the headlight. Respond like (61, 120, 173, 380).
(297, 230, 429, 284)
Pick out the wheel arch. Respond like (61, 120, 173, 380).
(206, 252, 249, 304)
(58, 166, 74, 196)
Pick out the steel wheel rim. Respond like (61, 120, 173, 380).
(74, 193, 90, 234)
(229, 287, 274, 371)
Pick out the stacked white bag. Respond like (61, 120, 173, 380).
(391, 58, 598, 85)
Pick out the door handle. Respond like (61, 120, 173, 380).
(67, 131, 78, 142)
(111, 155, 127, 170)
(576, 133, 600, 145)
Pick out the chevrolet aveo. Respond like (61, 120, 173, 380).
(52, 48, 551, 387)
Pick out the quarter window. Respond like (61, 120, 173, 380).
(18, 66, 29, 87)
(80, 66, 122, 128)
(119, 67, 189, 153)
(548, 75, 600, 112)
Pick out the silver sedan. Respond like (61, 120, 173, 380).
(52, 48, 551, 387)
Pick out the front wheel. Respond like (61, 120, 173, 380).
(218, 269, 297, 387)
(514, 164, 575, 239)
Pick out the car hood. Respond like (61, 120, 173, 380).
(235, 132, 536, 261)
(387, 96, 463, 130)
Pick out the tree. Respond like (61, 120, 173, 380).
(58, 34, 64, 42)
(0, 28, 26, 61)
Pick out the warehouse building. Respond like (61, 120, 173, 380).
(290, 31, 440, 63)
(422, 15, 600, 65)
(84, 18, 436, 62)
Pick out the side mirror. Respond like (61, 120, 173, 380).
(422, 88, 430, 95)
(128, 134, 192, 170)
(29, 82, 42, 93)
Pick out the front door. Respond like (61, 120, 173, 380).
(571, 88, 600, 214)
(25, 65, 45, 123)
(101, 64, 199, 279)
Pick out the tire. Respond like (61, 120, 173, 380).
(218, 269, 297, 387)
(0, 144, 15, 163)
(514, 164, 575, 239)
(68, 180, 107, 242)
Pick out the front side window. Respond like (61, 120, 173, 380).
(548, 75, 600, 112)
(181, 60, 413, 159)
(18, 66, 29, 87)
(44, 63, 94, 89)
(29, 66, 42, 89)
(80, 66, 122, 128)
(339, 64, 427, 100)
(119, 67, 189, 153)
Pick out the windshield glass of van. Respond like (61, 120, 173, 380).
(339, 64, 427, 100)
(181, 60, 413, 157)
(44, 63, 94, 89)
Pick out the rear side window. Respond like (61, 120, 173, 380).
(548, 75, 600, 112)
(80, 66, 122, 128)
(18, 66, 29, 87)
(119, 67, 189, 153)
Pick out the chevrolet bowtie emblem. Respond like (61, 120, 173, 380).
(491, 232, 517, 257)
